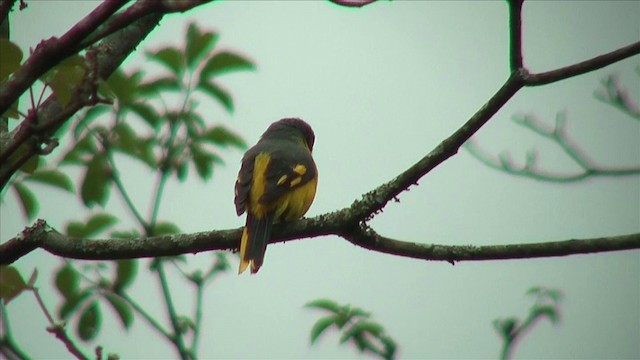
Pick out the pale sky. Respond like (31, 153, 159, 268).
(2, 1, 639, 359)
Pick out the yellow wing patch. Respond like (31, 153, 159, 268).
(277, 175, 288, 185)
(293, 164, 307, 176)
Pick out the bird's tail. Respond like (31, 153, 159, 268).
(239, 213, 275, 274)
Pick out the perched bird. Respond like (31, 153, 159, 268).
(235, 118, 318, 274)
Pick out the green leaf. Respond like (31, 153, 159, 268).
(146, 47, 184, 77)
(66, 221, 86, 237)
(305, 299, 342, 314)
(129, 102, 161, 129)
(138, 76, 181, 96)
(176, 161, 189, 182)
(55, 264, 79, 299)
(0, 266, 27, 305)
(44, 55, 88, 107)
(103, 292, 133, 330)
(77, 301, 101, 341)
(151, 221, 181, 236)
(534, 305, 560, 324)
(2, 98, 20, 119)
(110, 229, 139, 239)
(25, 169, 74, 193)
(380, 335, 397, 360)
(60, 289, 93, 319)
(13, 182, 38, 221)
(494, 318, 518, 338)
(61, 135, 96, 165)
(186, 23, 218, 69)
(0, 39, 23, 81)
(113, 259, 137, 293)
(545, 289, 563, 302)
(74, 105, 111, 139)
(66, 213, 118, 238)
(19, 154, 41, 174)
(340, 321, 375, 345)
(197, 80, 234, 113)
(346, 306, 371, 320)
(113, 127, 157, 169)
(190, 143, 222, 180)
(200, 51, 255, 79)
(81, 153, 111, 208)
(309, 315, 337, 345)
(202, 125, 246, 149)
(84, 213, 118, 237)
(107, 70, 143, 106)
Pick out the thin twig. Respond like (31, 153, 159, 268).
(0, 303, 31, 360)
(117, 292, 173, 342)
(524, 41, 640, 86)
(31, 287, 89, 360)
(191, 282, 205, 357)
(156, 263, 190, 360)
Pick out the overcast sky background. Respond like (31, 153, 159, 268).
(1, 1, 639, 359)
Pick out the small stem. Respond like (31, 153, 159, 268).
(0, 303, 31, 360)
(30, 286, 55, 325)
(107, 150, 149, 229)
(191, 282, 205, 357)
(31, 287, 88, 360)
(499, 337, 513, 360)
(118, 291, 173, 342)
(156, 262, 190, 360)
(148, 169, 170, 231)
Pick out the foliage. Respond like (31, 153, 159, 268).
(305, 299, 397, 360)
(493, 287, 563, 360)
(1, 21, 252, 359)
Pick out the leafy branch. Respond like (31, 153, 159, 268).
(306, 299, 397, 360)
(0, 266, 91, 360)
(1, 19, 252, 359)
(494, 287, 562, 360)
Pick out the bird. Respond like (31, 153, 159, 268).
(234, 118, 318, 274)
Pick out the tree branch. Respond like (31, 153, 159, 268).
(328, 0, 380, 8)
(1, 218, 638, 265)
(524, 41, 640, 86)
(0, 0, 215, 191)
(1, 8, 639, 267)
(0, 0, 127, 114)
(464, 112, 640, 183)
(507, 0, 524, 71)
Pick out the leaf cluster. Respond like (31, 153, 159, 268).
(305, 299, 397, 360)
(493, 286, 563, 360)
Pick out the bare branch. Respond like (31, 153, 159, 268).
(342, 226, 640, 264)
(78, 0, 213, 50)
(594, 75, 640, 120)
(464, 112, 640, 183)
(524, 41, 640, 86)
(1, 4, 639, 267)
(328, 0, 380, 8)
(1, 217, 639, 265)
(507, 0, 524, 71)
